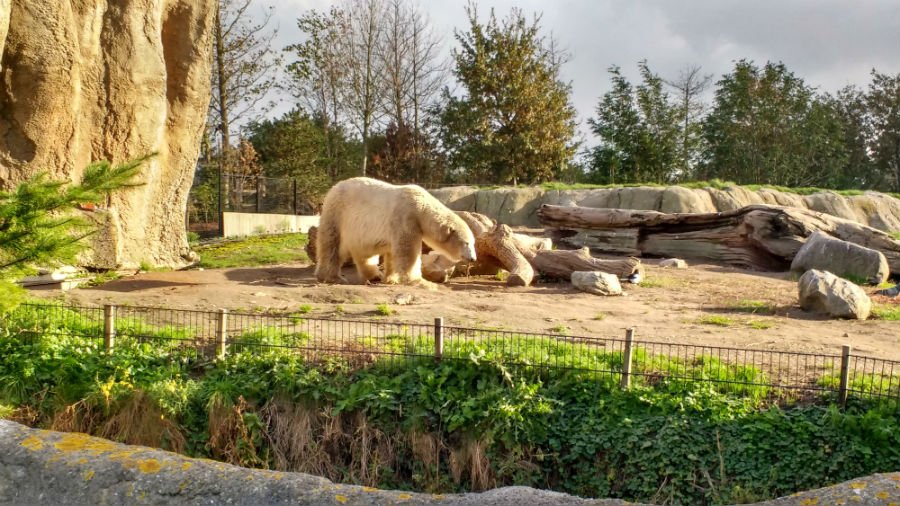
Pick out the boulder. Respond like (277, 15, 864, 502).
(791, 231, 890, 284)
(571, 271, 623, 296)
(0, 0, 216, 269)
(658, 258, 688, 269)
(798, 269, 871, 320)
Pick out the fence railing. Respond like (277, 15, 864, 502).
(5, 303, 900, 407)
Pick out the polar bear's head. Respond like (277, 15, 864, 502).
(424, 215, 477, 263)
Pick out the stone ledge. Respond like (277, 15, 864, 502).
(2, 420, 898, 505)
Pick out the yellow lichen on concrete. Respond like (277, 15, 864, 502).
(20, 435, 44, 451)
(799, 498, 819, 506)
(181, 462, 192, 471)
(335, 494, 349, 503)
(54, 433, 119, 455)
(83, 469, 94, 481)
(849, 482, 867, 490)
(877, 491, 890, 499)
(136, 459, 162, 474)
(397, 493, 412, 501)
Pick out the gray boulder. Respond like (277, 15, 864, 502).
(791, 231, 890, 284)
(571, 271, 623, 296)
(658, 258, 688, 269)
(798, 269, 872, 320)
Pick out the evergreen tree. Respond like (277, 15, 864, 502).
(701, 60, 847, 187)
(437, 4, 578, 185)
(0, 158, 147, 311)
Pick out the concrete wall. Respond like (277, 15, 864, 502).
(222, 212, 319, 238)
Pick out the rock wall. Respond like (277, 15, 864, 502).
(2, 420, 899, 506)
(432, 186, 900, 232)
(0, 0, 216, 269)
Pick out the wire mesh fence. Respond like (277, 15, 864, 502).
(4, 302, 899, 407)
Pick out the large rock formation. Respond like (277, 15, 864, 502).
(791, 231, 890, 284)
(0, 0, 216, 269)
(431, 185, 900, 232)
(798, 269, 872, 320)
(3, 420, 900, 506)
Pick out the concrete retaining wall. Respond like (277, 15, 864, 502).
(222, 212, 319, 238)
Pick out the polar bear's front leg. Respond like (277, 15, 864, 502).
(389, 231, 424, 284)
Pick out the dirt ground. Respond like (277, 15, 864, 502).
(32, 259, 900, 362)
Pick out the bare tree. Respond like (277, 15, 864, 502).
(285, 7, 351, 180)
(665, 65, 712, 179)
(343, 0, 387, 177)
(209, 0, 281, 162)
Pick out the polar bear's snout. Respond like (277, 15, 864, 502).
(462, 243, 477, 262)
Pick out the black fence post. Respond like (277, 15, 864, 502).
(217, 168, 224, 237)
(255, 176, 261, 213)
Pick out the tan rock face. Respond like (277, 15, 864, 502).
(0, 0, 215, 269)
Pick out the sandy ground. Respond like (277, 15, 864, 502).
(31, 259, 900, 361)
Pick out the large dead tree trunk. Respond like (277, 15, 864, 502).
(539, 204, 900, 272)
(531, 249, 642, 280)
(474, 224, 534, 286)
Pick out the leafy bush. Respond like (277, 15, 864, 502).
(2, 309, 900, 504)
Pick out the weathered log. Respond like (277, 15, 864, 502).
(475, 224, 535, 286)
(538, 204, 900, 273)
(456, 211, 496, 237)
(305, 226, 318, 264)
(531, 248, 643, 280)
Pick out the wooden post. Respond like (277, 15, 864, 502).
(255, 176, 261, 213)
(103, 304, 116, 351)
(434, 317, 444, 361)
(839, 345, 851, 408)
(621, 328, 635, 389)
(216, 309, 228, 360)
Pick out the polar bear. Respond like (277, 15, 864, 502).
(315, 177, 477, 284)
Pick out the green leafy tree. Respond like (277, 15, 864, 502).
(0, 158, 147, 311)
(867, 70, 900, 191)
(827, 85, 877, 189)
(587, 62, 680, 184)
(437, 4, 578, 185)
(247, 110, 362, 207)
(701, 60, 847, 186)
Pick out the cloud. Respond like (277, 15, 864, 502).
(261, 0, 900, 135)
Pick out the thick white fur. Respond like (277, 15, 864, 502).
(315, 177, 477, 284)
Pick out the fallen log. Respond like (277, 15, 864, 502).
(530, 248, 643, 280)
(474, 224, 534, 286)
(538, 204, 900, 273)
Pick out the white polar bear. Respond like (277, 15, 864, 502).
(314, 177, 476, 284)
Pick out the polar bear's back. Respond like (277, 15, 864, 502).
(322, 177, 425, 257)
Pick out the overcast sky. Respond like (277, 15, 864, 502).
(259, 0, 900, 139)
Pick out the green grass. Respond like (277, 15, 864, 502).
(195, 233, 309, 269)
(295, 304, 314, 314)
(637, 276, 679, 289)
(549, 324, 570, 335)
(84, 270, 122, 287)
(748, 320, 774, 330)
(375, 303, 395, 316)
(871, 304, 900, 321)
(889, 231, 900, 241)
(697, 315, 736, 327)
(729, 300, 776, 314)
(593, 312, 607, 321)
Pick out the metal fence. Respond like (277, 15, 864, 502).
(6, 303, 900, 407)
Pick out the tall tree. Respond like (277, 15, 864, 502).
(701, 60, 846, 187)
(209, 0, 281, 164)
(285, 7, 351, 181)
(437, 4, 578, 184)
(665, 65, 713, 179)
(826, 86, 876, 189)
(587, 62, 679, 184)
(867, 70, 900, 192)
(343, 0, 387, 177)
